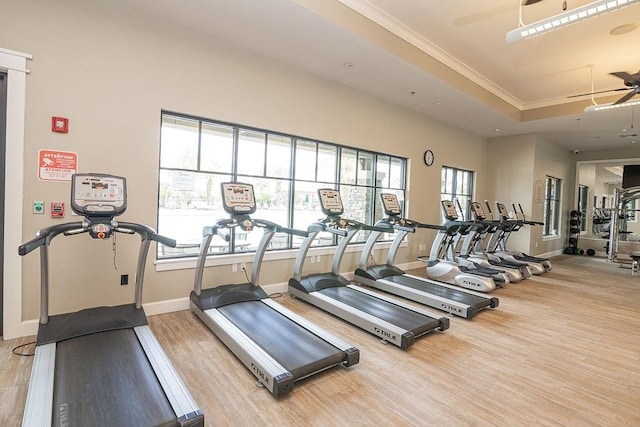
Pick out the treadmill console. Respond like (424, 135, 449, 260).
(496, 202, 510, 220)
(71, 173, 126, 217)
(470, 202, 487, 220)
(380, 193, 402, 216)
(318, 189, 344, 216)
(221, 182, 257, 215)
(441, 200, 459, 221)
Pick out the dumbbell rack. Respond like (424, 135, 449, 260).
(566, 210, 581, 255)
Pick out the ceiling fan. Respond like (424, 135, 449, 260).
(522, 0, 568, 9)
(569, 71, 640, 105)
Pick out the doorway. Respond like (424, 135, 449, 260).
(0, 72, 6, 337)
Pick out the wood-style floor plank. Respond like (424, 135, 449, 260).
(1, 255, 639, 425)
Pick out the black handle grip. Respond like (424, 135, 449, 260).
(18, 235, 47, 256)
(278, 226, 309, 237)
(152, 233, 176, 248)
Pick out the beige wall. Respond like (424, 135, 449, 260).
(2, 0, 492, 323)
(487, 133, 573, 255)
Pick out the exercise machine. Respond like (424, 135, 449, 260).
(191, 183, 359, 398)
(355, 193, 498, 319)
(448, 199, 511, 285)
(484, 202, 551, 274)
(289, 189, 448, 350)
(457, 201, 532, 281)
(422, 200, 499, 292)
(19, 173, 203, 426)
(608, 186, 640, 265)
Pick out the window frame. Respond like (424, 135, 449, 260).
(157, 111, 407, 260)
(440, 165, 475, 222)
(543, 175, 562, 237)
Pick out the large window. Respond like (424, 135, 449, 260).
(441, 166, 474, 222)
(543, 176, 561, 236)
(158, 112, 406, 258)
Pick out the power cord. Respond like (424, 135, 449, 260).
(112, 232, 118, 270)
(241, 266, 250, 283)
(12, 341, 36, 357)
(268, 292, 283, 299)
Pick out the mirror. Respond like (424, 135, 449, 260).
(577, 159, 640, 242)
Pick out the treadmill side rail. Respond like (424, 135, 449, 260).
(134, 326, 204, 426)
(194, 305, 294, 397)
(22, 343, 55, 427)
(289, 286, 415, 349)
(262, 299, 359, 366)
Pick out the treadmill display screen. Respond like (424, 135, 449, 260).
(318, 189, 344, 215)
(441, 200, 458, 220)
(71, 173, 127, 216)
(221, 182, 257, 215)
(471, 202, 486, 220)
(496, 203, 510, 220)
(381, 193, 402, 215)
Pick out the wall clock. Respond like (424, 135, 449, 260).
(423, 150, 434, 166)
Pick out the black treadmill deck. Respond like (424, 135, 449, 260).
(215, 300, 349, 379)
(53, 328, 177, 426)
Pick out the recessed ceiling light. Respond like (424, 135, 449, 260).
(610, 23, 638, 36)
(343, 62, 353, 68)
(433, 101, 442, 106)
(495, 128, 501, 132)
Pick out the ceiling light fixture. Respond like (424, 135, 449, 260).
(584, 98, 640, 112)
(506, 0, 640, 43)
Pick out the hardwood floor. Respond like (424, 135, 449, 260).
(2, 255, 639, 426)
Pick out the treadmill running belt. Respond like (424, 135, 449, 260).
(54, 329, 177, 427)
(317, 286, 440, 336)
(386, 275, 490, 306)
(218, 301, 346, 379)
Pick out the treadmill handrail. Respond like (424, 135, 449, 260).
(19, 220, 176, 324)
(195, 216, 308, 295)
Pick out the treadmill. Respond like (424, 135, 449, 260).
(190, 183, 359, 398)
(354, 193, 498, 320)
(484, 202, 551, 274)
(288, 188, 449, 350)
(457, 201, 532, 280)
(19, 173, 203, 427)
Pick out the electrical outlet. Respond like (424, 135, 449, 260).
(120, 274, 129, 286)
(240, 262, 247, 271)
(232, 263, 238, 272)
(310, 256, 315, 264)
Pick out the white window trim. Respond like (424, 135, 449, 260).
(2, 47, 32, 339)
(155, 240, 405, 272)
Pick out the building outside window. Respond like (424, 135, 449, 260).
(440, 166, 474, 222)
(543, 175, 562, 236)
(157, 112, 406, 258)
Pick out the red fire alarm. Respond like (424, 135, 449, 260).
(51, 117, 69, 133)
(50, 202, 65, 218)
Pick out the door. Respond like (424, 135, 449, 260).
(0, 72, 6, 336)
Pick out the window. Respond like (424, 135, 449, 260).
(577, 184, 588, 232)
(543, 176, 561, 236)
(440, 166, 474, 222)
(158, 112, 407, 258)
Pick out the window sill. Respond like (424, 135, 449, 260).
(155, 240, 406, 272)
(542, 235, 561, 241)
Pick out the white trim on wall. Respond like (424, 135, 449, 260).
(1, 47, 31, 340)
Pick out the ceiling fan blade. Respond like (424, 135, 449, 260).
(610, 71, 636, 81)
(567, 87, 629, 98)
(522, 0, 544, 4)
(614, 90, 637, 105)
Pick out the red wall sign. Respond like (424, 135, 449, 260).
(38, 149, 78, 181)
